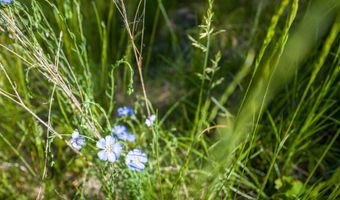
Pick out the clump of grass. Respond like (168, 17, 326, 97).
(0, 0, 339, 199)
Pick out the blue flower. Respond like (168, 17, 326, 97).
(145, 114, 156, 127)
(125, 149, 148, 171)
(0, 0, 13, 3)
(69, 129, 85, 150)
(117, 106, 134, 117)
(112, 125, 128, 135)
(118, 132, 136, 142)
(96, 136, 123, 162)
(112, 125, 135, 142)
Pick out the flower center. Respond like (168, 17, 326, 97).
(133, 157, 140, 163)
(106, 146, 112, 152)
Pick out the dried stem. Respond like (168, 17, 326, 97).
(0, 9, 101, 138)
(113, 0, 151, 116)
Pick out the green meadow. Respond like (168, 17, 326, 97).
(0, 0, 339, 199)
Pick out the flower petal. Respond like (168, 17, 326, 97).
(107, 152, 117, 162)
(0, 0, 13, 3)
(72, 129, 79, 139)
(117, 107, 124, 116)
(112, 125, 127, 135)
(127, 133, 136, 142)
(127, 161, 145, 171)
(139, 153, 148, 163)
(98, 150, 108, 161)
(72, 144, 82, 150)
(96, 138, 106, 149)
(105, 135, 116, 146)
(70, 139, 82, 150)
(117, 106, 134, 116)
(125, 149, 148, 171)
(132, 149, 142, 154)
(127, 107, 134, 116)
(113, 143, 123, 156)
(150, 115, 156, 121)
(76, 137, 85, 146)
(117, 133, 126, 140)
(145, 119, 151, 127)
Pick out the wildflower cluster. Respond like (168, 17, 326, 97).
(68, 106, 155, 172)
(113, 125, 136, 142)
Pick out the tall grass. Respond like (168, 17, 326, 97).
(0, 0, 339, 199)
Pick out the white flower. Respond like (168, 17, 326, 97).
(145, 115, 156, 127)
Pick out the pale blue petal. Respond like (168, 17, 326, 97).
(113, 143, 123, 156)
(145, 119, 152, 127)
(96, 138, 106, 149)
(70, 139, 82, 150)
(117, 107, 125, 116)
(116, 133, 125, 140)
(77, 137, 85, 146)
(0, 0, 13, 3)
(145, 115, 156, 127)
(139, 153, 148, 163)
(98, 150, 108, 160)
(127, 162, 145, 171)
(126, 149, 147, 171)
(132, 149, 142, 154)
(150, 115, 156, 121)
(72, 129, 79, 139)
(117, 106, 134, 116)
(127, 133, 136, 142)
(107, 152, 117, 162)
(72, 143, 82, 150)
(112, 125, 127, 135)
(105, 135, 115, 146)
